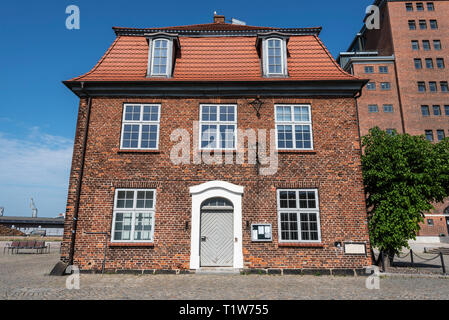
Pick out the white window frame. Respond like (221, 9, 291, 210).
(111, 189, 156, 243)
(263, 38, 288, 77)
(199, 104, 237, 150)
(120, 103, 161, 150)
(277, 189, 322, 243)
(274, 104, 314, 150)
(148, 38, 173, 77)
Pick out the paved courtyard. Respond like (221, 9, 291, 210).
(1, 251, 449, 300)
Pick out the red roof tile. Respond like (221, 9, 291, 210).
(68, 33, 357, 82)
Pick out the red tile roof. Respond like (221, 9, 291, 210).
(68, 26, 357, 82)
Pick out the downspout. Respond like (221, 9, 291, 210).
(68, 82, 92, 269)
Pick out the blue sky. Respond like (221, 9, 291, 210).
(0, 0, 372, 217)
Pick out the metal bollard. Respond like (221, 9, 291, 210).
(410, 249, 414, 268)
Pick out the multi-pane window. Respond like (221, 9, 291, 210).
(275, 105, 313, 150)
(425, 130, 434, 141)
(433, 105, 441, 116)
(437, 130, 445, 141)
(264, 38, 287, 76)
(120, 104, 160, 150)
(421, 105, 430, 116)
(277, 189, 321, 242)
(386, 129, 396, 135)
(414, 58, 423, 69)
(423, 40, 431, 51)
(381, 82, 391, 90)
(406, 3, 413, 11)
(430, 20, 438, 29)
(412, 40, 420, 50)
(427, 2, 434, 11)
(425, 58, 434, 69)
(419, 20, 427, 30)
(409, 20, 416, 30)
(436, 58, 445, 69)
(151, 39, 169, 76)
(200, 105, 237, 150)
(365, 66, 374, 73)
(434, 40, 441, 50)
(366, 82, 376, 90)
(383, 104, 394, 113)
(368, 105, 379, 113)
(418, 82, 426, 92)
(379, 66, 389, 74)
(429, 81, 437, 92)
(416, 2, 424, 11)
(112, 189, 156, 242)
(445, 105, 449, 116)
(441, 82, 449, 92)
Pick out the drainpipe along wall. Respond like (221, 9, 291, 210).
(67, 87, 92, 270)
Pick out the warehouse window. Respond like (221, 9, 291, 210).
(368, 105, 379, 113)
(275, 105, 313, 150)
(111, 189, 156, 242)
(425, 130, 434, 142)
(383, 105, 394, 113)
(414, 58, 423, 69)
(277, 189, 321, 242)
(433, 105, 441, 116)
(421, 105, 430, 116)
(120, 104, 160, 150)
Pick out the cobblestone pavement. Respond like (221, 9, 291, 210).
(1, 252, 449, 300)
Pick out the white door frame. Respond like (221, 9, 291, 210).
(189, 181, 244, 269)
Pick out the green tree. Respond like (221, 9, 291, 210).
(361, 127, 449, 265)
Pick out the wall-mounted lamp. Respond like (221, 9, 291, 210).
(334, 241, 342, 248)
(248, 97, 264, 118)
(185, 221, 189, 231)
(246, 221, 250, 230)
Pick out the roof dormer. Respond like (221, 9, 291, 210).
(256, 32, 290, 78)
(145, 32, 180, 78)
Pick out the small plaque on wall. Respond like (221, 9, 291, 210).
(344, 242, 366, 255)
(251, 224, 272, 242)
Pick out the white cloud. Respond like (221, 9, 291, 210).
(0, 129, 73, 217)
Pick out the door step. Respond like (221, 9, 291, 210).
(195, 267, 241, 275)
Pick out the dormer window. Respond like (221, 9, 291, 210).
(146, 33, 180, 78)
(267, 39, 284, 74)
(257, 33, 289, 77)
(151, 39, 169, 76)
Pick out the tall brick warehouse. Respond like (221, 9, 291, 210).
(338, 0, 449, 239)
(61, 15, 372, 273)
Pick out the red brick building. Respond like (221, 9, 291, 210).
(61, 15, 372, 274)
(338, 0, 449, 240)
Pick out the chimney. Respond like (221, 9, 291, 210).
(213, 13, 225, 24)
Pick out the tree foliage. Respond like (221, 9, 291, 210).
(361, 127, 449, 257)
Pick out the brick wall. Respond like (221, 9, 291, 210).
(61, 96, 372, 271)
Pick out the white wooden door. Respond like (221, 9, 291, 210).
(200, 210, 234, 267)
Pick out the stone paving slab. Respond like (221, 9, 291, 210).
(1, 252, 449, 300)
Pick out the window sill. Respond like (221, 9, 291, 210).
(278, 242, 324, 248)
(109, 242, 154, 247)
(276, 150, 316, 154)
(118, 150, 160, 154)
(197, 150, 236, 154)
